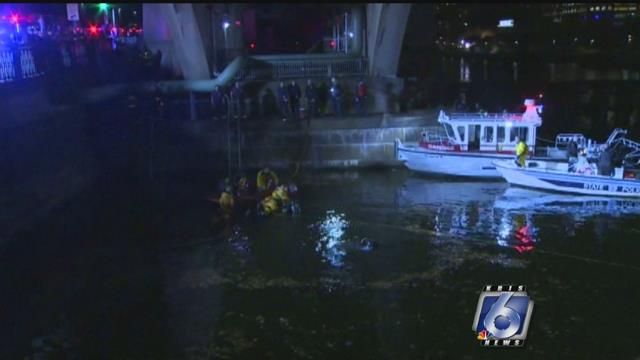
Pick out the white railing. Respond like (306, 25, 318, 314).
(449, 112, 524, 120)
(0, 47, 44, 83)
(0, 50, 16, 83)
(19, 48, 39, 79)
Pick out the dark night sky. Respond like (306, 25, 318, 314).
(0, 3, 66, 16)
(248, 3, 336, 53)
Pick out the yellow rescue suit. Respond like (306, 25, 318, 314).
(257, 169, 279, 192)
(516, 141, 529, 167)
(271, 185, 290, 203)
(218, 191, 235, 219)
(260, 196, 279, 215)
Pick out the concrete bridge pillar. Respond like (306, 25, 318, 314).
(143, 4, 211, 80)
(144, 3, 248, 80)
(349, 5, 365, 56)
(365, 3, 411, 114)
(366, 3, 411, 78)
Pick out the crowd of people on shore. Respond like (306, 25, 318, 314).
(209, 77, 368, 121)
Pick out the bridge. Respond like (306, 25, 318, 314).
(142, 4, 411, 80)
(141, 4, 412, 112)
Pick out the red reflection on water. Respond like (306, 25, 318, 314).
(514, 225, 534, 253)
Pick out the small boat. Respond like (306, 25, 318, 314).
(494, 153, 640, 198)
(494, 128, 640, 197)
(395, 99, 550, 178)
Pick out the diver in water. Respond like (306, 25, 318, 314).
(208, 185, 236, 233)
(257, 167, 279, 195)
(258, 195, 279, 216)
(257, 180, 301, 216)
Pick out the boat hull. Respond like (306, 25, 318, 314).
(494, 160, 640, 198)
(396, 143, 514, 178)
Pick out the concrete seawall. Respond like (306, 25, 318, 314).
(182, 110, 440, 169)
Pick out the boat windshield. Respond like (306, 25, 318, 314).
(443, 122, 455, 141)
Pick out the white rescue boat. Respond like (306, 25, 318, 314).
(395, 99, 546, 178)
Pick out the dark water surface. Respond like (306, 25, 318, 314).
(3, 169, 640, 359)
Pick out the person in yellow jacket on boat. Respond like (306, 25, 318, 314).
(515, 136, 529, 168)
(257, 167, 279, 193)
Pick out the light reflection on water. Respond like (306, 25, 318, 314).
(312, 210, 349, 267)
(397, 177, 640, 253)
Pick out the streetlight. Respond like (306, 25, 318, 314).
(97, 3, 110, 27)
(9, 14, 20, 33)
(223, 20, 230, 44)
(222, 19, 230, 64)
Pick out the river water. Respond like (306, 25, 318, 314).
(3, 169, 640, 359)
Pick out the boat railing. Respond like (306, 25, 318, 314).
(611, 137, 640, 151)
(555, 133, 587, 148)
(422, 130, 451, 144)
(448, 113, 524, 121)
(605, 128, 628, 146)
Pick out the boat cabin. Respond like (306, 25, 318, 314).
(420, 99, 543, 154)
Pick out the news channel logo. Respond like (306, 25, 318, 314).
(472, 285, 534, 347)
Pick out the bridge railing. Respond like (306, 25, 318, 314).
(0, 47, 44, 83)
(236, 56, 369, 82)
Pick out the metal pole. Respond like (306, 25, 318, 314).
(336, 16, 340, 52)
(344, 12, 348, 55)
(226, 95, 232, 177)
(362, 10, 367, 58)
(236, 112, 242, 169)
(149, 116, 155, 181)
(211, 6, 218, 75)
(333, 22, 337, 53)
(190, 92, 197, 121)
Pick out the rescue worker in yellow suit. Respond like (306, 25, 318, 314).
(259, 184, 291, 216)
(271, 184, 291, 212)
(257, 167, 279, 193)
(515, 136, 529, 168)
(208, 185, 236, 233)
(259, 195, 280, 216)
(218, 185, 236, 221)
